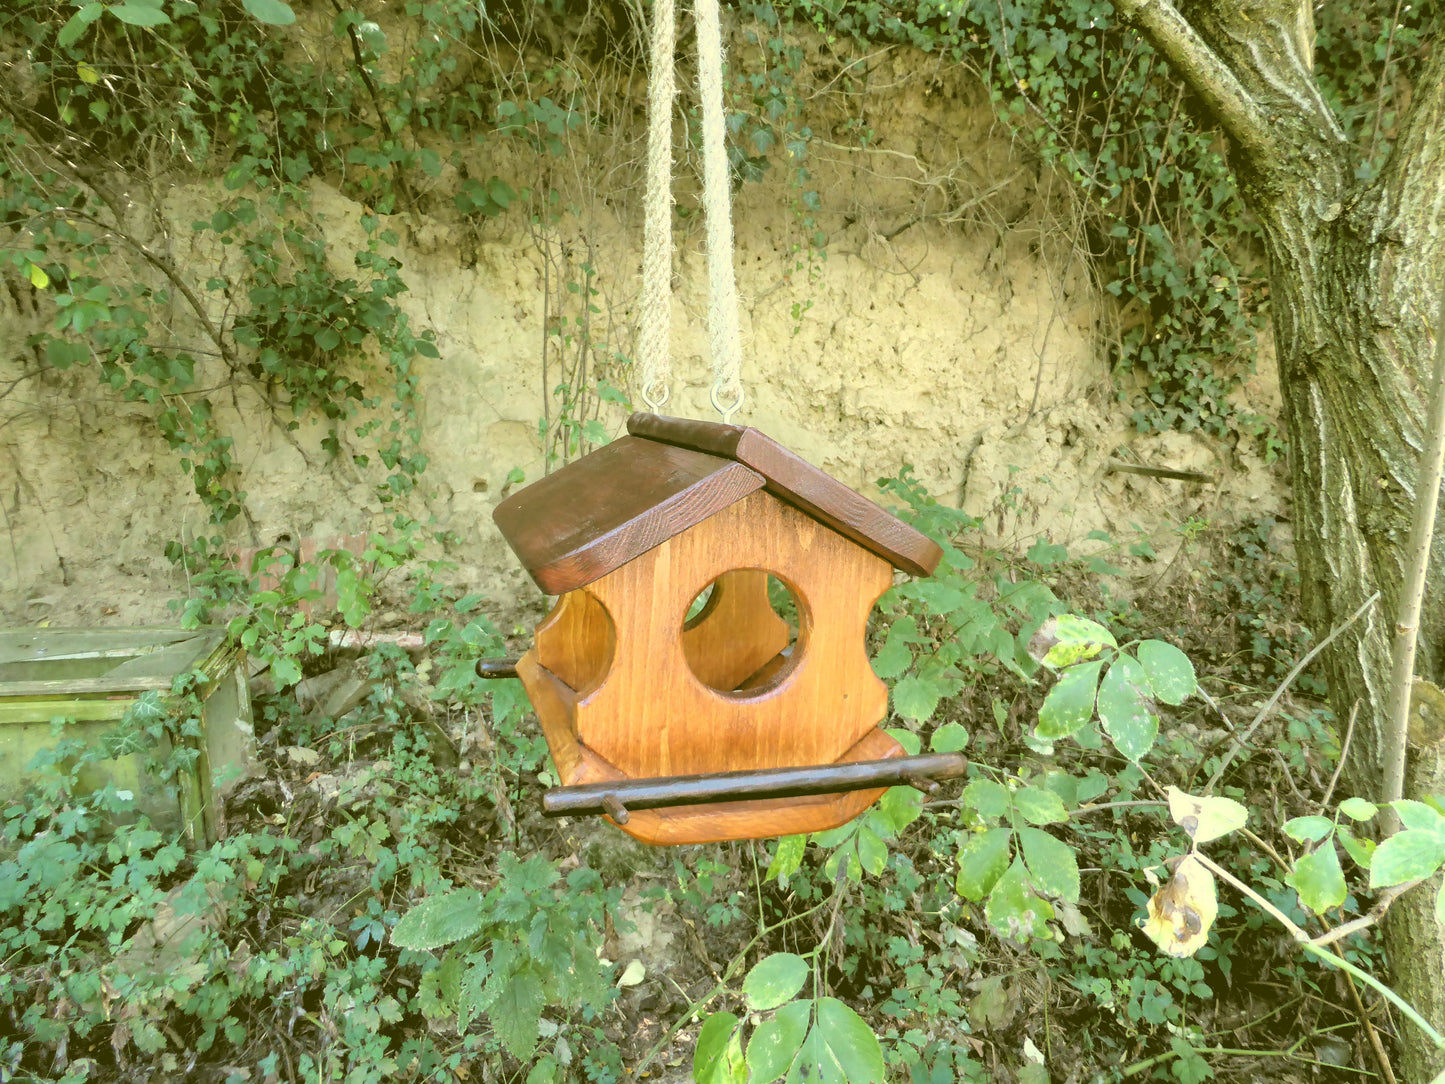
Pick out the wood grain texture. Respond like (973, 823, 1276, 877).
(680, 570, 791, 691)
(543, 751, 967, 815)
(627, 413, 943, 576)
(492, 436, 765, 594)
(522, 671, 902, 843)
(534, 590, 614, 695)
(510, 488, 906, 844)
(578, 490, 892, 777)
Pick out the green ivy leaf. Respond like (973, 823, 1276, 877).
(1369, 829, 1445, 889)
(1012, 785, 1069, 826)
(269, 655, 302, 690)
(1284, 816, 1334, 844)
(744, 954, 809, 1012)
(1097, 654, 1158, 761)
(956, 827, 1011, 901)
(1036, 660, 1103, 739)
(815, 997, 885, 1083)
(1136, 640, 1196, 704)
(391, 887, 485, 950)
(1018, 826, 1079, 903)
(241, 0, 297, 24)
(747, 1000, 810, 1084)
(693, 1013, 742, 1084)
(1289, 842, 1346, 914)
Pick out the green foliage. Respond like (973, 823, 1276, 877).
(1, 539, 625, 1082)
(3, 3, 1436, 1079)
(694, 955, 885, 1084)
(391, 854, 616, 1061)
(739, 0, 1429, 446)
(2, 0, 570, 525)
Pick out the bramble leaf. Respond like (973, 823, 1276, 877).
(815, 997, 885, 1083)
(747, 1000, 810, 1084)
(1284, 816, 1333, 843)
(1013, 785, 1069, 826)
(1369, 830, 1445, 889)
(1018, 826, 1079, 904)
(745, 954, 809, 1012)
(693, 1013, 742, 1084)
(767, 835, 806, 882)
(984, 858, 1053, 942)
(1339, 797, 1378, 822)
(1097, 654, 1157, 761)
(956, 827, 1011, 901)
(1167, 787, 1247, 843)
(1136, 640, 1196, 704)
(242, 0, 297, 24)
(1037, 660, 1103, 739)
(1289, 842, 1346, 914)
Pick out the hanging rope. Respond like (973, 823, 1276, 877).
(638, 0, 677, 412)
(637, 0, 745, 421)
(693, 0, 744, 422)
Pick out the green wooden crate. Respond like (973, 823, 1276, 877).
(0, 628, 256, 845)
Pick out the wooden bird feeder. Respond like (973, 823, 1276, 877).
(490, 413, 947, 845)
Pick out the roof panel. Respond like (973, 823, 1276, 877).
(493, 436, 765, 594)
(627, 414, 942, 577)
(493, 417, 943, 594)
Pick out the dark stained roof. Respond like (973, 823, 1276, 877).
(493, 413, 943, 594)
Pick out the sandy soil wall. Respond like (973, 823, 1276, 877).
(0, 46, 1285, 627)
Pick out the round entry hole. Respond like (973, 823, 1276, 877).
(681, 571, 803, 694)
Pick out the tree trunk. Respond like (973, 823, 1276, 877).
(1111, 2, 1445, 1077)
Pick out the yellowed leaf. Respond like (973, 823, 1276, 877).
(1138, 854, 1217, 957)
(1166, 785, 1247, 843)
(77, 61, 101, 84)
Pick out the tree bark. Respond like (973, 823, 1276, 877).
(1110, 1, 1445, 1077)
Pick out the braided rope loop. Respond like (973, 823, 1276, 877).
(693, 0, 744, 419)
(638, 0, 677, 412)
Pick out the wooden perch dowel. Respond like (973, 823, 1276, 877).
(541, 752, 968, 818)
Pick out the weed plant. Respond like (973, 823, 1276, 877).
(1, 470, 1409, 1084)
